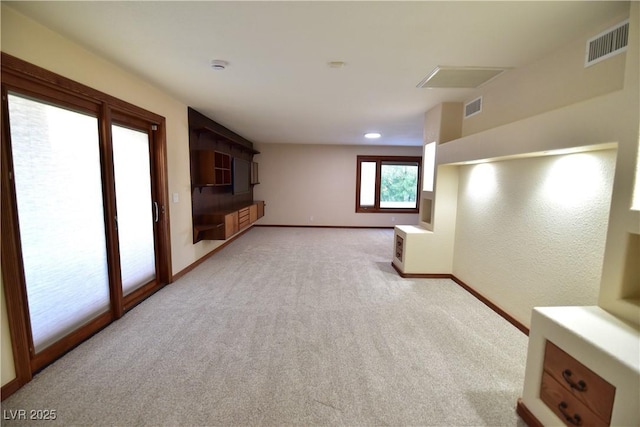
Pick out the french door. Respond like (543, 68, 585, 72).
(111, 117, 163, 305)
(1, 54, 171, 381)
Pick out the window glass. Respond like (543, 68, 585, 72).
(360, 161, 377, 207)
(112, 125, 156, 296)
(380, 162, 418, 209)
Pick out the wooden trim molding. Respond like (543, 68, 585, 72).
(2, 53, 164, 124)
(389, 263, 529, 335)
(1, 378, 23, 401)
(254, 224, 395, 229)
(390, 263, 451, 279)
(449, 275, 529, 335)
(30, 313, 113, 373)
(1, 87, 33, 399)
(172, 226, 254, 282)
(122, 281, 166, 313)
(516, 398, 543, 427)
(153, 118, 173, 285)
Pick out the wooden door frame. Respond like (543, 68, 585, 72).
(1, 53, 172, 398)
(110, 111, 172, 311)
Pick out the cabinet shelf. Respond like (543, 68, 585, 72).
(193, 150, 232, 188)
(193, 201, 265, 243)
(194, 125, 260, 155)
(193, 223, 224, 242)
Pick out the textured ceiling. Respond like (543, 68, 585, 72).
(4, 1, 630, 146)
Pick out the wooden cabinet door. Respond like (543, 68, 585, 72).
(224, 212, 239, 238)
(257, 200, 265, 218)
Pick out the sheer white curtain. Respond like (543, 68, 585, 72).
(8, 93, 110, 353)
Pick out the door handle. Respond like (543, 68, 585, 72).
(153, 201, 159, 223)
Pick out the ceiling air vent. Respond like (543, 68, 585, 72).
(464, 97, 482, 119)
(585, 19, 629, 67)
(417, 66, 507, 89)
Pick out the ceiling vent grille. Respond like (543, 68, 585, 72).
(585, 20, 629, 67)
(417, 66, 507, 89)
(464, 97, 482, 119)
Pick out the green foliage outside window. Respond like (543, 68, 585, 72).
(380, 164, 418, 203)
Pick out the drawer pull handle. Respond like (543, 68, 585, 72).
(558, 401, 582, 426)
(562, 369, 588, 392)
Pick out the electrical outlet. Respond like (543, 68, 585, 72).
(172, 192, 179, 203)
(309, 216, 314, 222)
(391, 216, 396, 222)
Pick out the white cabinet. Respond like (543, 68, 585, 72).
(392, 225, 435, 275)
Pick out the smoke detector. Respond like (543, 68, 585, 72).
(211, 60, 229, 71)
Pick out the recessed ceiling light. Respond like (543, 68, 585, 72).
(364, 132, 381, 139)
(211, 60, 229, 70)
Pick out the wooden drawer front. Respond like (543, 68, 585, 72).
(543, 341, 615, 424)
(238, 207, 250, 230)
(256, 200, 264, 218)
(541, 371, 607, 427)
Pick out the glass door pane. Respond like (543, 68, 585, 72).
(111, 124, 157, 296)
(8, 93, 110, 353)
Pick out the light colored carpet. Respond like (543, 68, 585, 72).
(1, 227, 528, 426)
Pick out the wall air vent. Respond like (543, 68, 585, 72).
(585, 19, 629, 67)
(464, 97, 482, 119)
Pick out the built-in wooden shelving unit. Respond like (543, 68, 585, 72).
(188, 107, 262, 243)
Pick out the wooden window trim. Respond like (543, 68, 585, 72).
(355, 155, 422, 214)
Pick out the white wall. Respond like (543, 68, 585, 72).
(461, 11, 627, 137)
(453, 150, 617, 327)
(253, 143, 422, 227)
(434, 2, 639, 328)
(597, 2, 640, 325)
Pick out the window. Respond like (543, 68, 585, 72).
(423, 142, 436, 192)
(356, 156, 422, 213)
